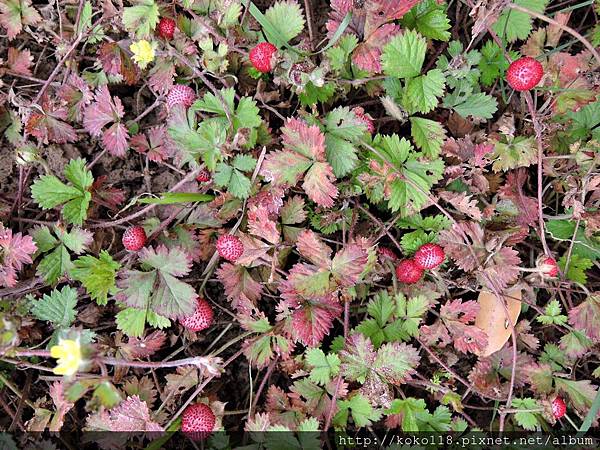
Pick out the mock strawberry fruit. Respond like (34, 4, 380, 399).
(396, 259, 424, 284)
(180, 298, 214, 332)
(249, 42, 278, 73)
(378, 246, 398, 262)
(216, 234, 244, 262)
(352, 106, 375, 134)
(506, 57, 544, 91)
(414, 243, 445, 270)
(122, 226, 147, 251)
(157, 17, 176, 40)
(181, 403, 216, 440)
(551, 396, 566, 419)
(166, 85, 196, 108)
(196, 169, 211, 183)
(538, 255, 559, 277)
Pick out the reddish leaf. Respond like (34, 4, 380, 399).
(49, 381, 75, 431)
(7, 47, 32, 75)
(498, 169, 538, 227)
(296, 229, 332, 268)
(247, 203, 280, 244)
(568, 294, 600, 343)
(97, 42, 140, 85)
(148, 58, 175, 94)
(120, 330, 166, 359)
(0, 223, 36, 287)
(289, 293, 343, 347)
(0, 0, 41, 40)
(216, 262, 263, 310)
(331, 239, 372, 287)
(26, 96, 78, 144)
(83, 86, 129, 157)
(91, 176, 126, 211)
(57, 74, 93, 122)
(86, 395, 163, 431)
(130, 126, 175, 162)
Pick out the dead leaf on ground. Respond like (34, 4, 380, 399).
(475, 286, 522, 357)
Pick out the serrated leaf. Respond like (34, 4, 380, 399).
(492, 0, 548, 43)
(264, 1, 305, 44)
(410, 117, 446, 159)
(452, 92, 497, 120)
(401, 0, 451, 41)
(305, 348, 340, 385)
(382, 29, 427, 79)
(71, 251, 120, 305)
(30, 286, 77, 328)
(491, 136, 536, 172)
(559, 254, 593, 284)
(122, 0, 159, 39)
(116, 307, 171, 338)
(335, 394, 381, 427)
(537, 299, 567, 326)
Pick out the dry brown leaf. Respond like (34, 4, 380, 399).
(474, 286, 522, 357)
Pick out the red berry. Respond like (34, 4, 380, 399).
(249, 42, 277, 73)
(166, 85, 196, 108)
(196, 169, 211, 183)
(395, 259, 424, 284)
(378, 246, 398, 262)
(539, 256, 559, 277)
(352, 106, 375, 134)
(122, 226, 147, 251)
(414, 243, 445, 270)
(216, 234, 244, 262)
(506, 57, 544, 91)
(181, 403, 216, 440)
(157, 17, 176, 40)
(180, 298, 214, 332)
(551, 396, 566, 419)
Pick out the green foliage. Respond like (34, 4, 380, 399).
(511, 398, 542, 430)
(115, 306, 171, 338)
(382, 30, 427, 79)
(263, 1, 305, 44)
(30, 286, 77, 329)
(71, 251, 120, 305)
(386, 398, 452, 431)
(298, 81, 336, 106)
(537, 299, 567, 326)
(491, 135, 537, 172)
(305, 348, 340, 385)
(356, 291, 429, 347)
(365, 134, 444, 216)
(546, 220, 600, 261)
(403, 69, 446, 114)
(478, 40, 512, 87)
(334, 394, 382, 428)
(122, 0, 159, 38)
(32, 226, 92, 284)
(559, 254, 593, 284)
(401, 0, 451, 41)
(323, 107, 367, 177)
(30, 158, 93, 226)
(326, 35, 358, 78)
(493, 0, 549, 43)
(214, 155, 257, 199)
(410, 117, 446, 158)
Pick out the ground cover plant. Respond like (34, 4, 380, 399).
(1, 0, 600, 447)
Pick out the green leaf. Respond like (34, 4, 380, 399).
(305, 348, 340, 385)
(382, 29, 427, 79)
(326, 34, 358, 77)
(493, 0, 548, 43)
(452, 92, 498, 120)
(478, 40, 511, 87)
(298, 81, 336, 106)
(401, 0, 451, 41)
(117, 246, 197, 320)
(263, 0, 305, 44)
(37, 246, 72, 284)
(511, 398, 541, 431)
(404, 69, 446, 114)
(115, 306, 171, 338)
(559, 254, 593, 284)
(214, 163, 253, 199)
(30, 159, 93, 226)
(30, 286, 77, 328)
(76, 1, 92, 35)
(491, 135, 537, 172)
(122, 0, 159, 39)
(537, 299, 567, 326)
(324, 107, 367, 176)
(232, 154, 257, 172)
(335, 394, 381, 428)
(546, 220, 600, 261)
(71, 251, 120, 305)
(387, 398, 428, 431)
(410, 117, 446, 158)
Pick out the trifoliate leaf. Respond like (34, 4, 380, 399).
(537, 299, 568, 326)
(511, 398, 542, 430)
(30, 158, 93, 226)
(305, 348, 340, 385)
(491, 135, 537, 172)
(334, 394, 381, 428)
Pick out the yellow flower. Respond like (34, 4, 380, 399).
(50, 338, 82, 376)
(130, 40, 156, 69)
